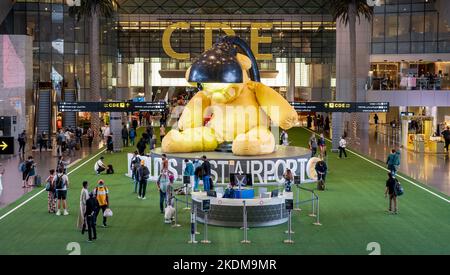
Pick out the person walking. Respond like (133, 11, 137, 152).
(315, 159, 327, 190)
(150, 134, 157, 151)
(156, 169, 171, 213)
(121, 125, 129, 147)
(307, 114, 312, 129)
(384, 172, 398, 214)
(93, 179, 109, 227)
(318, 133, 327, 159)
(129, 127, 136, 146)
(0, 164, 4, 198)
(106, 133, 114, 153)
(130, 151, 141, 193)
(45, 169, 56, 213)
(146, 125, 154, 147)
(56, 130, 65, 156)
(83, 192, 98, 242)
(137, 160, 150, 199)
(386, 149, 398, 177)
(22, 156, 35, 188)
(57, 156, 69, 174)
(324, 116, 330, 133)
(18, 130, 26, 157)
(374, 114, 379, 125)
(87, 126, 94, 148)
(76, 127, 83, 148)
(132, 119, 138, 130)
(78, 181, 90, 231)
(442, 126, 450, 153)
(201, 155, 211, 191)
(309, 134, 318, 158)
(55, 168, 70, 216)
(338, 136, 348, 159)
(137, 138, 146, 156)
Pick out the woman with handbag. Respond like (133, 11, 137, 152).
(45, 169, 56, 213)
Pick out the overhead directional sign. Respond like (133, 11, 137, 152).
(290, 102, 389, 113)
(58, 101, 167, 113)
(0, 137, 14, 155)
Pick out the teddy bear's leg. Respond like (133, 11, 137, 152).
(231, 126, 275, 156)
(162, 127, 218, 153)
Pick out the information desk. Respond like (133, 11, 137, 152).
(191, 191, 293, 227)
(233, 188, 255, 199)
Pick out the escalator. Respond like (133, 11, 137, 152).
(36, 89, 52, 136)
(63, 89, 77, 128)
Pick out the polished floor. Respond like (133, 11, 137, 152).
(345, 124, 450, 196)
(0, 139, 103, 208)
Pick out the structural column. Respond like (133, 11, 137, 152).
(287, 61, 295, 102)
(144, 60, 152, 102)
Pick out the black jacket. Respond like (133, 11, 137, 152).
(137, 166, 150, 182)
(201, 160, 211, 176)
(85, 197, 99, 217)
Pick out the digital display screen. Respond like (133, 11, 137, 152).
(201, 199, 211, 212)
(0, 137, 14, 155)
(58, 101, 167, 113)
(290, 102, 389, 113)
(285, 199, 294, 210)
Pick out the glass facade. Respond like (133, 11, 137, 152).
(0, 0, 118, 100)
(372, 0, 450, 54)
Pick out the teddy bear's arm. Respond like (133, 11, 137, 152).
(178, 91, 211, 131)
(251, 81, 299, 130)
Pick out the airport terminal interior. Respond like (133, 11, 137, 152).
(0, 0, 449, 256)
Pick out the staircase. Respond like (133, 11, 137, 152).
(36, 89, 52, 135)
(63, 89, 77, 128)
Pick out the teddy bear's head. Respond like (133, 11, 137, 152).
(186, 53, 252, 104)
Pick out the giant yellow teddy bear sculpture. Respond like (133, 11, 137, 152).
(162, 54, 298, 156)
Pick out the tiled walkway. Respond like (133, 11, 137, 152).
(345, 124, 450, 196)
(0, 139, 103, 208)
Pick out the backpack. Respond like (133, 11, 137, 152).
(19, 161, 26, 172)
(55, 175, 64, 190)
(394, 179, 404, 196)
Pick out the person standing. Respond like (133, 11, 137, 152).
(309, 134, 318, 158)
(318, 133, 327, 159)
(22, 156, 35, 188)
(315, 160, 327, 190)
(338, 136, 348, 159)
(93, 179, 109, 227)
(137, 138, 146, 156)
(157, 169, 171, 213)
(201, 155, 211, 191)
(193, 159, 202, 192)
(87, 126, 94, 148)
(183, 159, 195, 194)
(83, 192, 98, 242)
(45, 169, 56, 213)
(121, 125, 129, 147)
(106, 133, 114, 153)
(103, 123, 111, 145)
(129, 127, 136, 146)
(374, 114, 379, 125)
(307, 114, 312, 129)
(159, 125, 166, 143)
(150, 134, 157, 151)
(386, 149, 398, 177)
(384, 172, 398, 214)
(57, 156, 69, 174)
(132, 119, 138, 130)
(55, 168, 70, 216)
(441, 126, 450, 153)
(0, 164, 4, 198)
(324, 116, 330, 133)
(280, 130, 289, 146)
(76, 127, 83, 148)
(283, 169, 293, 192)
(78, 181, 90, 230)
(18, 130, 27, 157)
(130, 151, 141, 193)
(146, 125, 154, 146)
(137, 160, 150, 199)
(161, 154, 169, 171)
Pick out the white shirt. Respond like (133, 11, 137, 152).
(94, 160, 105, 171)
(339, 138, 347, 148)
(104, 127, 111, 137)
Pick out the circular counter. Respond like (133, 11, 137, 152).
(191, 191, 293, 227)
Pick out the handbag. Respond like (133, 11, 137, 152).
(103, 208, 113, 217)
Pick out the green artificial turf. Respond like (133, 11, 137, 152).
(0, 127, 449, 255)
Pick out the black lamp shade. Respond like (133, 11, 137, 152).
(188, 41, 243, 84)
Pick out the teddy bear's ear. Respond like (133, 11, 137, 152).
(236, 53, 252, 71)
(185, 67, 196, 87)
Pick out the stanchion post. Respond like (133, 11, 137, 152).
(193, 202, 200, 235)
(183, 179, 190, 210)
(201, 212, 211, 244)
(172, 197, 181, 227)
(294, 185, 301, 211)
(241, 200, 251, 244)
(313, 197, 322, 226)
(309, 191, 316, 217)
(188, 206, 198, 244)
(284, 210, 294, 244)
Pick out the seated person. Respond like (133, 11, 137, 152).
(222, 184, 235, 199)
(315, 160, 328, 183)
(94, 157, 107, 175)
